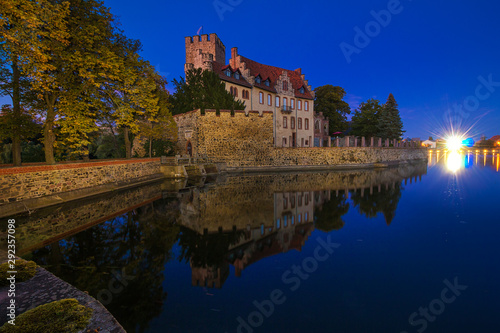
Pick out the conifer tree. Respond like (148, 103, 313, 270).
(378, 93, 404, 140)
(171, 68, 245, 115)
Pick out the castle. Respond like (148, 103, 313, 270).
(184, 33, 330, 149)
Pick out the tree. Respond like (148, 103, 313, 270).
(0, 0, 69, 165)
(313, 85, 351, 135)
(139, 76, 177, 158)
(98, 34, 163, 159)
(378, 93, 404, 140)
(350, 99, 382, 138)
(171, 68, 245, 115)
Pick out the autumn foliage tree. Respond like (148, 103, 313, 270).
(0, 0, 69, 165)
(1, 0, 176, 164)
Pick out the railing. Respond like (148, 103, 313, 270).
(281, 106, 294, 113)
(329, 136, 423, 148)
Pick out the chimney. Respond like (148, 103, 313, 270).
(230, 47, 238, 68)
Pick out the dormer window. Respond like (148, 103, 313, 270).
(225, 69, 231, 77)
(299, 87, 305, 94)
(255, 76, 261, 84)
(264, 79, 270, 87)
(234, 72, 240, 79)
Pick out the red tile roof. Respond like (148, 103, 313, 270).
(490, 135, 500, 142)
(239, 56, 314, 100)
(211, 61, 252, 88)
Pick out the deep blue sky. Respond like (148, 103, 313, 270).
(4, 0, 500, 140)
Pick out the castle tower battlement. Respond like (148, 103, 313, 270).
(185, 33, 226, 75)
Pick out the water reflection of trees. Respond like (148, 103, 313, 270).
(350, 182, 403, 225)
(28, 198, 180, 333)
(314, 190, 350, 232)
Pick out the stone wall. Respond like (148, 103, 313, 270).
(0, 158, 161, 205)
(5, 182, 163, 255)
(174, 110, 427, 167)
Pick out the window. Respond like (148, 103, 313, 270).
(225, 69, 231, 77)
(299, 87, 305, 94)
(284, 216, 288, 227)
(283, 197, 288, 209)
(277, 219, 281, 229)
(305, 101, 309, 111)
(301, 138, 304, 146)
(315, 120, 320, 130)
(235, 72, 240, 79)
(276, 96, 280, 107)
(261, 224, 264, 235)
(283, 97, 287, 107)
(230, 87, 233, 95)
(298, 195, 302, 206)
(282, 137, 287, 146)
(283, 116, 287, 128)
(298, 214, 302, 223)
(234, 88, 238, 97)
(259, 92, 263, 104)
(305, 212, 308, 221)
(255, 76, 261, 84)
(268, 94, 272, 106)
(305, 118, 309, 130)
(291, 99, 295, 110)
(291, 117, 295, 129)
(265, 79, 270, 87)
(283, 81, 288, 91)
(298, 100, 302, 110)
(298, 118, 302, 129)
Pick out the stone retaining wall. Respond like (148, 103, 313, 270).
(174, 110, 427, 167)
(0, 158, 161, 205)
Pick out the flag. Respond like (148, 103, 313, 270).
(197, 26, 203, 35)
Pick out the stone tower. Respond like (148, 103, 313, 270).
(184, 33, 226, 74)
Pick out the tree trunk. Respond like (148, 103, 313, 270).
(149, 136, 152, 158)
(124, 127, 131, 158)
(44, 96, 57, 165)
(11, 56, 22, 166)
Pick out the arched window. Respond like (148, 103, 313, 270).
(230, 87, 234, 95)
(305, 101, 309, 111)
(305, 118, 309, 130)
(259, 92, 263, 104)
(255, 76, 261, 84)
(275, 96, 280, 107)
(268, 94, 272, 106)
(297, 100, 302, 110)
(265, 79, 270, 87)
(283, 97, 287, 107)
(298, 118, 302, 129)
(283, 81, 288, 91)
(283, 116, 287, 128)
(291, 99, 295, 110)
(234, 88, 238, 97)
(291, 117, 295, 129)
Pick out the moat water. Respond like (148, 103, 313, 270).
(10, 152, 500, 333)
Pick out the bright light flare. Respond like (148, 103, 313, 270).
(446, 136, 463, 151)
(446, 151, 462, 173)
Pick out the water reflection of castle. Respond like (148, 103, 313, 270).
(175, 162, 428, 289)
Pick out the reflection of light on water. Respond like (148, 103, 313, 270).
(446, 152, 462, 173)
(497, 154, 499, 172)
